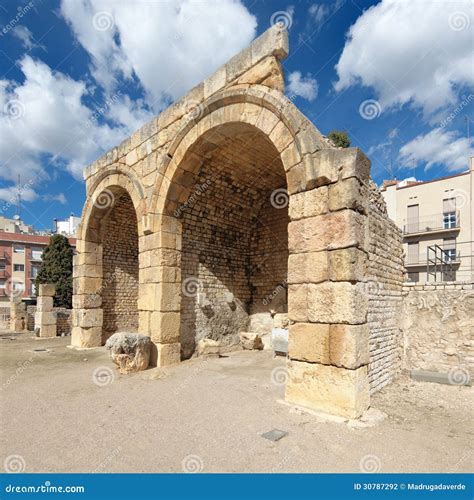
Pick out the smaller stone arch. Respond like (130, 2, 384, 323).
(72, 172, 148, 348)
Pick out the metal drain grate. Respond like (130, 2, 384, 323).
(261, 429, 288, 442)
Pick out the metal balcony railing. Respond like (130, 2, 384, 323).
(403, 211, 460, 235)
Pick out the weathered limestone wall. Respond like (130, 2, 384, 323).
(366, 182, 404, 393)
(401, 281, 474, 377)
(101, 193, 139, 341)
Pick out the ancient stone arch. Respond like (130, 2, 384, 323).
(72, 24, 403, 419)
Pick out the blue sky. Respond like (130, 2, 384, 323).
(0, 0, 473, 231)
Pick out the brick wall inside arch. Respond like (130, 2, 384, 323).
(101, 193, 139, 341)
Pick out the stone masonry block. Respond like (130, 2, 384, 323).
(73, 308, 103, 328)
(288, 252, 328, 284)
(288, 210, 366, 254)
(289, 187, 328, 220)
(150, 312, 180, 343)
(328, 177, 368, 214)
(328, 248, 367, 282)
(307, 282, 368, 324)
(39, 324, 56, 338)
(288, 323, 330, 364)
(39, 284, 55, 297)
(329, 324, 370, 369)
(285, 360, 370, 419)
(36, 296, 53, 312)
(71, 326, 102, 348)
(35, 311, 56, 327)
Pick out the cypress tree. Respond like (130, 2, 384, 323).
(35, 234, 73, 308)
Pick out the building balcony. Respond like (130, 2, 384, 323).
(0, 269, 7, 278)
(0, 251, 6, 260)
(402, 211, 460, 236)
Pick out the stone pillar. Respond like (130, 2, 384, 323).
(34, 284, 57, 338)
(138, 218, 181, 367)
(285, 148, 371, 419)
(71, 239, 103, 348)
(10, 299, 27, 332)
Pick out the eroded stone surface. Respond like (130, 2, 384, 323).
(105, 332, 151, 374)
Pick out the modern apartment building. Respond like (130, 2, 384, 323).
(381, 157, 474, 282)
(0, 232, 76, 304)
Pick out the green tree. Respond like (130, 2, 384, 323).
(328, 130, 351, 148)
(35, 234, 73, 308)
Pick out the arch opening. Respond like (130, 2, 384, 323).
(87, 187, 139, 343)
(169, 122, 289, 359)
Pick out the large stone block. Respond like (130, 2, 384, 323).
(328, 177, 368, 214)
(288, 252, 328, 284)
(72, 294, 102, 309)
(285, 360, 370, 418)
(330, 324, 369, 369)
(306, 148, 371, 188)
(307, 282, 368, 324)
(34, 311, 56, 327)
(288, 210, 366, 254)
(289, 187, 328, 220)
(71, 326, 102, 348)
(154, 342, 181, 367)
(36, 296, 53, 312)
(328, 248, 367, 282)
(288, 323, 330, 364)
(39, 284, 55, 297)
(150, 311, 180, 343)
(288, 284, 308, 322)
(39, 324, 56, 338)
(73, 308, 103, 328)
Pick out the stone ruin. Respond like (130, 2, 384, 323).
(71, 24, 405, 419)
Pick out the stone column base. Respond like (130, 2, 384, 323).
(71, 326, 102, 348)
(285, 360, 370, 419)
(150, 342, 181, 367)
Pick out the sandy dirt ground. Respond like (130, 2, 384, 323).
(0, 332, 472, 473)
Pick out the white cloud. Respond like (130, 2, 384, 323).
(399, 128, 474, 172)
(60, 0, 257, 111)
(0, 56, 135, 184)
(334, 0, 474, 117)
(287, 71, 318, 101)
(42, 193, 68, 204)
(12, 26, 38, 50)
(308, 1, 343, 31)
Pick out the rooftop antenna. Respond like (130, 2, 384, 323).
(16, 174, 21, 221)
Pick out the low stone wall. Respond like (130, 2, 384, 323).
(27, 305, 72, 336)
(401, 281, 474, 377)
